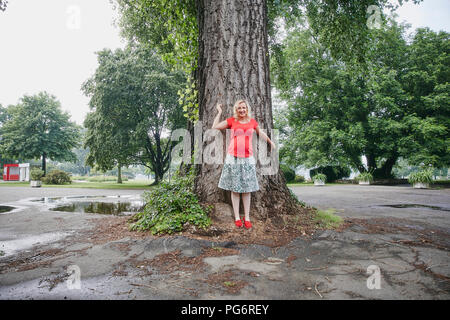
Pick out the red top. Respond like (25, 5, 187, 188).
(226, 117, 258, 158)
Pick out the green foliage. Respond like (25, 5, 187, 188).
(314, 209, 344, 229)
(116, 0, 419, 122)
(86, 175, 129, 183)
(30, 168, 44, 181)
(280, 164, 296, 182)
(177, 76, 199, 122)
(273, 17, 448, 178)
(310, 166, 351, 182)
(129, 170, 212, 235)
(356, 172, 374, 182)
(294, 175, 305, 183)
(41, 170, 72, 185)
(82, 44, 186, 182)
(312, 173, 327, 183)
(116, 0, 199, 120)
(0, 92, 80, 174)
(408, 167, 434, 184)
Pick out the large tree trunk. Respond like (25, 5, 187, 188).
(195, 0, 299, 219)
(374, 154, 398, 179)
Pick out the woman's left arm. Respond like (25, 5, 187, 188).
(255, 126, 276, 151)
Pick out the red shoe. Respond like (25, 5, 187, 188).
(243, 219, 252, 230)
(235, 219, 243, 228)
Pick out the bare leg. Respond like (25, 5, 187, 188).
(231, 191, 241, 221)
(242, 192, 251, 221)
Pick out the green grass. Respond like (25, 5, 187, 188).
(314, 208, 344, 229)
(0, 180, 153, 190)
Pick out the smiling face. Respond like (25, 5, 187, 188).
(236, 102, 248, 119)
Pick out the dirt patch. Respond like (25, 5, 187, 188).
(129, 249, 206, 275)
(112, 262, 129, 277)
(77, 205, 340, 248)
(38, 271, 71, 291)
(128, 246, 240, 275)
(167, 207, 327, 247)
(81, 216, 155, 245)
(286, 254, 297, 267)
(201, 247, 240, 257)
(206, 270, 248, 295)
(0, 248, 65, 274)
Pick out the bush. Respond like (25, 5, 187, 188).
(280, 164, 296, 183)
(312, 173, 327, 183)
(408, 168, 433, 184)
(30, 168, 44, 181)
(310, 166, 350, 182)
(41, 170, 72, 185)
(356, 172, 374, 182)
(294, 175, 305, 183)
(129, 170, 212, 235)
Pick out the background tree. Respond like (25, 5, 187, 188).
(115, 0, 422, 217)
(400, 28, 450, 168)
(82, 45, 186, 183)
(272, 18, 448, 178)
(54, 130, 91, 176)
(83, 111, 132, 183)
(0, 104, 15, 172)
(0, 92, 80, 175)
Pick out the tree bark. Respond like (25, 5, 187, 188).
(195, 0, 299, 218)
(117, 164, 122, 184)
(374, 154, 398, 179)
(42, 152, 47, 176)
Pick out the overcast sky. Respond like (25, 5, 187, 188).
(0, 0, 449, 125)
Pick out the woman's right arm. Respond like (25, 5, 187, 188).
(212, 103, 229, 130)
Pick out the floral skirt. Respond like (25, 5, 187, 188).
(218, 154, 259, 193)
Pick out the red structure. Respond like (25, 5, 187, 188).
(3, 164, 20, 181)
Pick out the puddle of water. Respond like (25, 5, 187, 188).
(49, 201, 144, 216)
(379, 204, 450, 212)
(0, 206, 15, 213)
(21, 195, 144, 216)
(0, 232, 71, 257)
(30, 195, 107, 203)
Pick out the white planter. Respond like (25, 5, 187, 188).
(314, 180, 325, 186)
(413, 182, 429, 189)
(358, 180, 370, 185)
(30, 180, 42, 188)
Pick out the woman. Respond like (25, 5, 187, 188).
(212, 100, 276, 229)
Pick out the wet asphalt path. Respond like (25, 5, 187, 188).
(0, 185, 449, 300)
(291, 184, 450, 229)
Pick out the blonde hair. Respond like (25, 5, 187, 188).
(233, 99, 252, 120)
